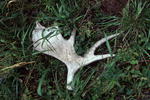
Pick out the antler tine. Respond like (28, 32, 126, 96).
(85, 33, 120, 56)
(68, 28, 76, 45)
(82, 54, 115, 66)
(35, 21, 45, 29)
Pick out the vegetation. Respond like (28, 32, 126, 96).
(0, 0, 150, 100)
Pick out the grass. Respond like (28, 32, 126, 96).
(0, 0, 150, 100)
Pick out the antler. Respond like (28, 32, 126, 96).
(32, 22, 119, 90)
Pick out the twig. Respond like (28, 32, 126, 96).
(0, 61, 35, 71)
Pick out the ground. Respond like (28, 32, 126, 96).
(0, 0, 150, 100)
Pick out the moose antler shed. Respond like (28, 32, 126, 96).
(32, 22, 119, 90)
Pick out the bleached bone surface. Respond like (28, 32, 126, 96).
(32, 22, 119, 90)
